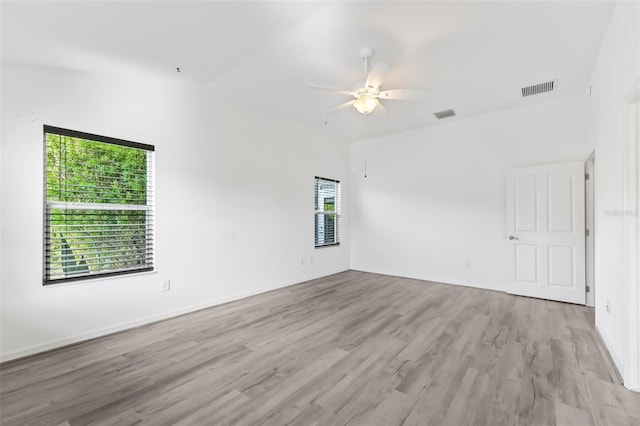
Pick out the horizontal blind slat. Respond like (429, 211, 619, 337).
(47, 202, 151, 211)
(46, 253, 153, 265)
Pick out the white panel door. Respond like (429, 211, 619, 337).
(506, 162, 586, 304)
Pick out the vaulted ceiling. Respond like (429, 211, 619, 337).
(1, 1, 613, 141)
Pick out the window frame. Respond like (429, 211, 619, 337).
(42, 125, 155, 285)
(314, 176, 341, 248)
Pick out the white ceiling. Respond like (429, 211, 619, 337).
(1, 1, 614, 142)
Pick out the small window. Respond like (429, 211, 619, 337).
(314, 176, 341, 247)
(43, 126, 154, 284)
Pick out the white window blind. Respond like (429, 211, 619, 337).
(43, 126, 154, 284)
(315, 176, 340, 247)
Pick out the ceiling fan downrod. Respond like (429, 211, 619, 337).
(359, 46, 374, 82)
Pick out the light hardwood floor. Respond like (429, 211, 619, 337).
(1, 270, 639, 425)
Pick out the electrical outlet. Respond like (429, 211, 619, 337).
(309, 257, 314, 265)
(300, 257, 305, 266)
(606, 299, 611, 313)
(465, 260, 471, 269)
(161, 280, 171, 292)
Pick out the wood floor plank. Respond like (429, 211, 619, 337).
(1, 270, 638, 425)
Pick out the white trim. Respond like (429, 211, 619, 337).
(585, 156, 595, 307)
(0, 269, 349, 363)
(622, 77, 640, 392)
(350, 269, 505, 293)
(597, 323, 625, 381)
(595, 325, 624, 384)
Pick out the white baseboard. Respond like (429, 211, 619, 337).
(351, 268, 505, 293)
(0, 269, 349, 363)
(595, 324, 624, 380)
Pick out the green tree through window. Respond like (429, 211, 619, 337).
(44, 126, 154, 284)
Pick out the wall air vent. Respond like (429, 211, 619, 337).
(434, 109, 456, 119)
(521, 80, 555, 97)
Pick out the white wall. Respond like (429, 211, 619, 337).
(350, 96, 591, 291)
(0, 64, 350, 361)
(588, 1, 639, 380)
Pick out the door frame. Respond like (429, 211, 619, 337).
(585, 153, 595, 307)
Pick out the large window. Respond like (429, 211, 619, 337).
(43, 126, 154, 284)
(314, 176, 340, 247)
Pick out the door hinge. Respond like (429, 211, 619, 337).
(585, 173, 590, 180)
(586, 285, 591, 292)
(586, 229, 590, 237)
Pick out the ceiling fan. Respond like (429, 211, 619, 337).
(310, 46, 428, 116)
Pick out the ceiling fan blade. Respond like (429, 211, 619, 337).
(378, 88, 430, 100)
(325, 100, 354, 115)
(374, 102, 387, 115)
(365, 62, 391, 90)
(309, 85, 354, 96)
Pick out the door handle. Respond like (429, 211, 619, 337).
(506, 235, 519, 240)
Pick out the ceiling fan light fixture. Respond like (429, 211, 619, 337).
(353, 93, 379, 114)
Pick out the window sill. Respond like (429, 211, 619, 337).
(43, 270, 157, 288)
(315, 243, 341, 249)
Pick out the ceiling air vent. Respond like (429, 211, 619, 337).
(434, 109, 456, 119)
(521, 80, 555, 97)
